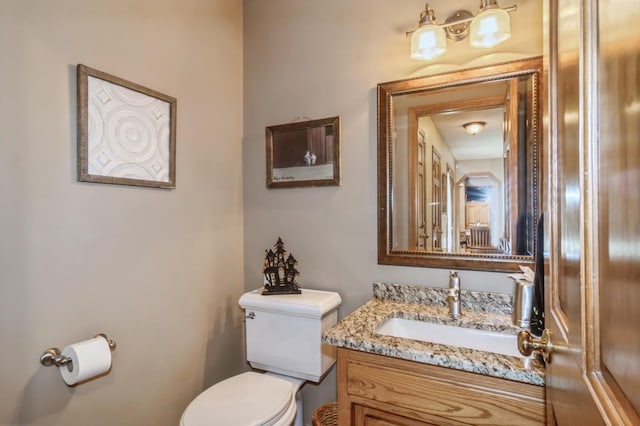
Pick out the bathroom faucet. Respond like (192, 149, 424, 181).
(447, 270, 461, 319)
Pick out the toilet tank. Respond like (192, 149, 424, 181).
(239, 288, 341, 382)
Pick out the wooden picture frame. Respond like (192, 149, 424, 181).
(266, 116, 341, 188)
(77, 64, 177, 189)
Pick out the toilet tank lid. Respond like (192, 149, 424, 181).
(239, 289, 341, 319)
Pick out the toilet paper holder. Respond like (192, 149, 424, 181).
(40, 333, 116, 369)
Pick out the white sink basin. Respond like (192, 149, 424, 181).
(375, 317, 523, 358)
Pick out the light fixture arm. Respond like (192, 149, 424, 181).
(420, 5, 437, 26)
(406, 3, 438, 37)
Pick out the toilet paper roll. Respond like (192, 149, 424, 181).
(59, 336, 112, 386)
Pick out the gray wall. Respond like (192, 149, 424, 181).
(242, 0, 542, 422)
(0, 1, 244, 425)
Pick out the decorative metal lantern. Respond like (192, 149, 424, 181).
(262, 237, 301, 295)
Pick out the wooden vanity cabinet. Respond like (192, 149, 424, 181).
(337, 348, 545, 426)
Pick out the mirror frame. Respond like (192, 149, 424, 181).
(377, 57, 542, 272)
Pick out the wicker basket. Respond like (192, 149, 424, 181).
(311, 401, 338, 426)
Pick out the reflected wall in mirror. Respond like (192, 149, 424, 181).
(378, 58, 542, 271)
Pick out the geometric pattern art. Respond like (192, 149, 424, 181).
(77, 64, 177, 189)
(87, 76, 170, 182)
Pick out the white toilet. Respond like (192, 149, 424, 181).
(180, 288, 342, 426)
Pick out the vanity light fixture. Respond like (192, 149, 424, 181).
(410, 5, 447, 60)
(407, 1, 516, 61)
(470, 0, 513, 48)
(463, 121, 487, 135)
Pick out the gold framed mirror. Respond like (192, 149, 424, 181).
(378, 57, 542, 272)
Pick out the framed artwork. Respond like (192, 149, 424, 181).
(266, 116, 341, 188)
(77, 64, 177, 189)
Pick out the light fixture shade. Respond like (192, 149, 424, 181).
(469, 8, 511, 48)
(411, 24, 447, 60)
(463, 121, 487, 135)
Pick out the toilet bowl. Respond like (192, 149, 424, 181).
(180, 372, 301, 426)
(180, 289, 341, 426)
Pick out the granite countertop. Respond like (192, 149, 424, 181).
(322, 282, 545, 386)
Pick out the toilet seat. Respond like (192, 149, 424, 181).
(180, 372, 296, 426)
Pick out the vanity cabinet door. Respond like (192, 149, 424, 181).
(353, 404, 448, 426)
(337, 348, 544, 426)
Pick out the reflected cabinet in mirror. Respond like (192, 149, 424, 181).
(378, 58, 542, 272)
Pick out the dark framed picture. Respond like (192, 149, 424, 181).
(266, 116, 341, 188)
(77, 64, 177, 189)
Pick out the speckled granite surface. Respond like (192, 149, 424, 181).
(373, 282, 513, 315)
(323, 283, 545, 386)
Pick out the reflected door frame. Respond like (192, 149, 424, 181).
(408, 129, 428, 250)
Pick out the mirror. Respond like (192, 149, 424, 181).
(378, 58, 542, 272)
